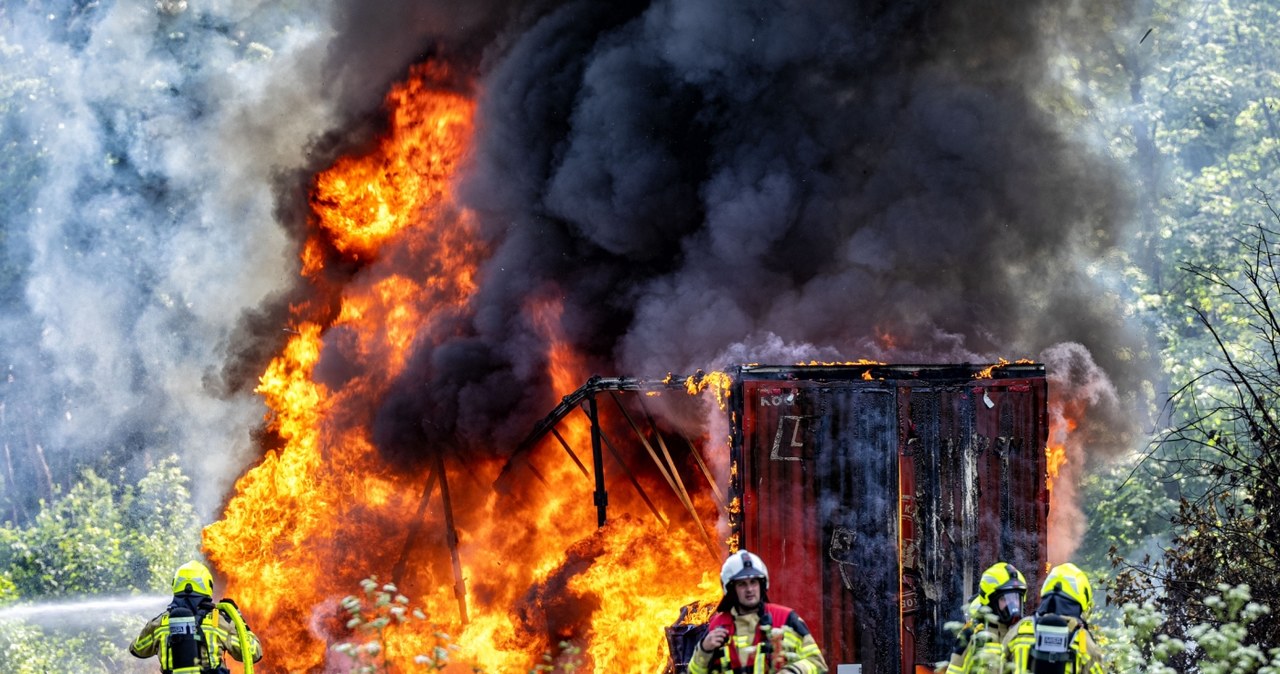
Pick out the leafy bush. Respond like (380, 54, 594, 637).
(1113, 221, 1280, 649)
(1103, 584, 1280, 674)
(0, 455, 200, 600)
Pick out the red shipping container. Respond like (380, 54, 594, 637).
(726, 363, 1048, 674)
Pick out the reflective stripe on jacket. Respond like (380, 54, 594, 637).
(949, 620, 1013, 674)
(688, 603, 828, 674)
(130, 606, 263, 672)
(1003, 615, 1104, 674)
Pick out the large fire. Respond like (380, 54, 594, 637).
(204, 63, 720, 673)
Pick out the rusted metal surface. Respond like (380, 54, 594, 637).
(728, 364, 1048, 673)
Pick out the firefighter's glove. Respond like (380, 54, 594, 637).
(220, 598, 250, 630)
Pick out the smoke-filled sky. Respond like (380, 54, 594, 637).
(0, 0, 1147, 525)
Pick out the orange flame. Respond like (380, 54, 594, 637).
(309, 62, 473, 267)
(1045, 396, 1085, 564)
(974, 359, 1010, 380)
(684, 371, 732, 410)
(1045, 415, 1074, 503)
(203, 62, 718, 673)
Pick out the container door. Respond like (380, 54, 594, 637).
(739, 380, 901, 673)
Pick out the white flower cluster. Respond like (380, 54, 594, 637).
(1101, 584, 1280, 674)
(331, 575, 460, 672)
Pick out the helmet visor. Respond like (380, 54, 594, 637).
(1039, 591, 1083, 618)
(995, 590, 1023, 624)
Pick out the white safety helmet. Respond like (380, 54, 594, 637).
(720, 550, 769, 592)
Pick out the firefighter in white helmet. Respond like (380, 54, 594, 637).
(689, 550, 828, 674)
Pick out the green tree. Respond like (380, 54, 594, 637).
(123, 457, 204, 593)
(0, 469, 133, 597)
(0, 455, 200, 599)
(0, 456, 201, 673)
(1043, 0, 1280, 399)
(1113, 219, 1280, 650)
(1076, 457, 1175, 588)
(1041, 0, 1280, 585)
(1121, 1, 1280, 403)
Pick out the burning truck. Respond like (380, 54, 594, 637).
(519, 361, 1048, 674)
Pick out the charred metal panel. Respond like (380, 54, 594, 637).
(729, 364, 1047, 674)
(735, 379, 899, 670)
(901, 377, 1047, 668)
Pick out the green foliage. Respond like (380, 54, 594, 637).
(0, 469, 132, 597)
(0, 575, 16, 607)
(1102, 585, 1280, 674)
(1138, 0, 1280, 380)
(1052, 2, 1280, 622)
(0, 611, 157, 674)
(1113, 221, 1280, 649)
(0, 457, 200, 673)
(1038, 0, 1280, 582)
(1051, 0, 1280, 415)
(123, 457, 204, 594)
(0, 455, 200, 599)
(1077, 457, 1175, 585)
(0, 620, 94, 674)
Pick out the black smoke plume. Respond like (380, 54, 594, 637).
(0, 0, 1150, 523)
(362, 0, 1151, 461)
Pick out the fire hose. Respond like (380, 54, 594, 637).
(217, 600, 254, 674)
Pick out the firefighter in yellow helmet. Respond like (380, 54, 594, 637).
(935, 594, 983, 673)
(943, 562, 1028, 674)
(130, 560, 263, 674)
(689, 550, 828, 674)
(1003, 563, 1104, 674)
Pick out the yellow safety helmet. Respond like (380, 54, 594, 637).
(977, 562, 1028, 624)
(1040, 563, 1092, 617)
(172, 560, 214, 597)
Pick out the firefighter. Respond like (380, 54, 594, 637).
(689, 550, 828, 674)
(935, 594, 983, 673)
(130, 560, 263, 674)
(942, 562, 1028, 674)
(1003, 563, 1104, 674)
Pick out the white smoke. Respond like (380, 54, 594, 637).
(0, 2, 339, 518)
